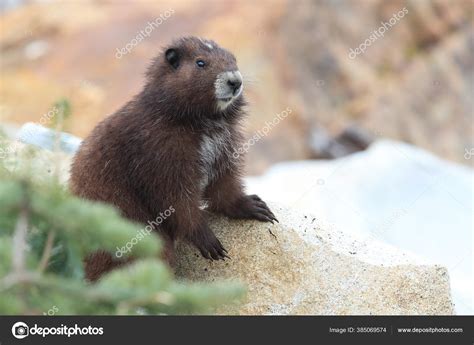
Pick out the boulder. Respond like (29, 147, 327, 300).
(245, 140, 473, 314)
(174, 204, 454, 315)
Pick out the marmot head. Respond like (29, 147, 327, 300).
(145, 36, 245, 124)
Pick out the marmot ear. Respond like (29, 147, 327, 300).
(165, 48, 180, 69)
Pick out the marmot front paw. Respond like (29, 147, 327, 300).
(188, 226, 229, 261)
(228, 194, 278, 223)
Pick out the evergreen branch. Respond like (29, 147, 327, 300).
(0, 271, 40, 293)
(12, 182, 29, 274)
(38, 230, 56, 273)
(0, 271, 114, 305)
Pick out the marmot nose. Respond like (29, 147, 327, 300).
(227, 78, 242, 92)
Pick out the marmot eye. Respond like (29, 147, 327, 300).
(196, 60, 206, 67)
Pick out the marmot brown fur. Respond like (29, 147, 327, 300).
(70, 36, 277, 281)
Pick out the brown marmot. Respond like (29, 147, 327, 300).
(70, 36, 277, 281)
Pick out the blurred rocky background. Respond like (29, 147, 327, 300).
(1, 0, 473, 315)
(0, 0, 472, 173)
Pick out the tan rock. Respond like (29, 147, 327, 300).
(174, 204, 454, 315)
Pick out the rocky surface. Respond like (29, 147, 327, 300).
(282, 0, 473, 165)
(174, 204, 454, 315)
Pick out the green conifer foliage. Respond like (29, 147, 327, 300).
(0, 130, 243, 315)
